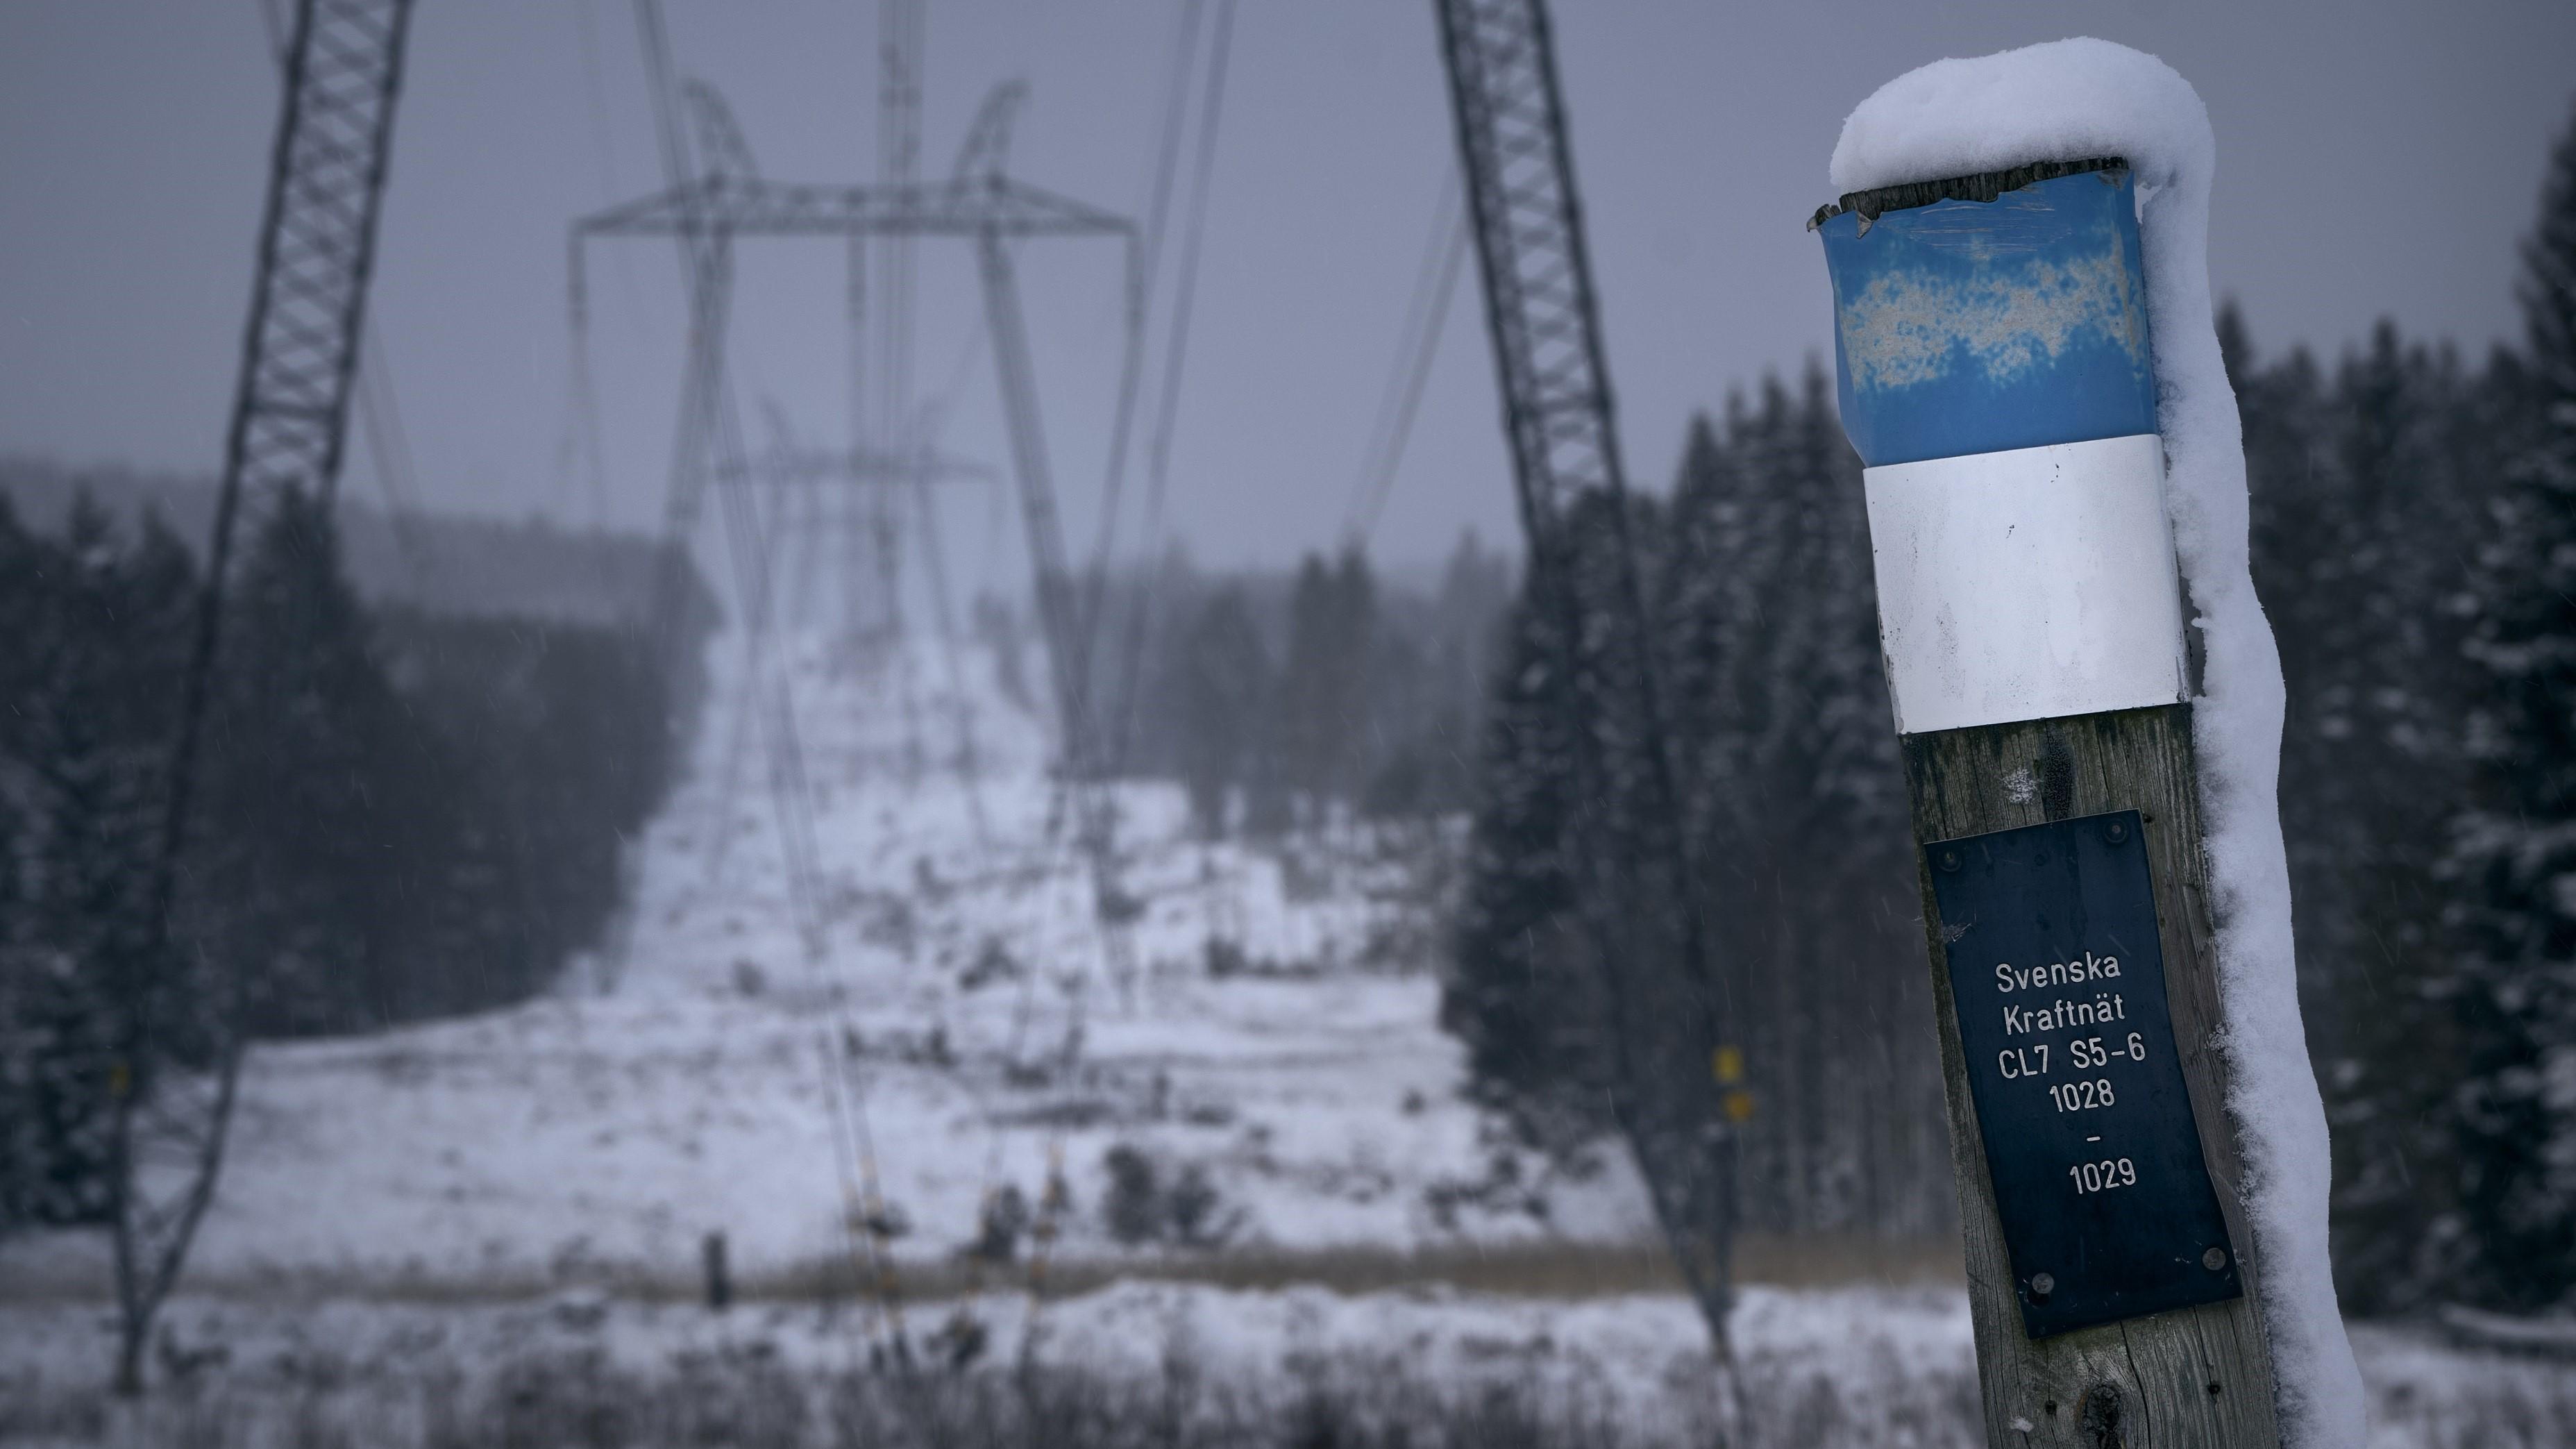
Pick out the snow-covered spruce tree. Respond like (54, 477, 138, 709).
(0, 495, 222, 1393)
(2449, 101, 2576, 1311)
(1447, 455, 1760, 1341)
(1428, 530, 1515, 745)
(2238, 303, 2511, 1312)
(1657, 410, 1751, 860)
(369, 594, 692, 1019)
(1170, 586, 1271, 839)
(1785, 362, 1937, 1239)
(1442, 535, 1606, 1136)
(1274, 547, 1379, 823)
(0, 499, 124, 1233)
(1665, 387, 1811, 1226)
(1640, 376, 1938, 1240)
(0, 496, 47, 1232)
(200, 485, 407, 1035)
(1450, 380, 1951, 1241)
(1358, 530, 1514, 821)
(0, 499, 201, 1237)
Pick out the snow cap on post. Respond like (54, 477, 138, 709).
(1828, 37, 2363, 1448)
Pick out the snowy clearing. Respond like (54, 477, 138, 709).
(1, 630, 1652, 1297)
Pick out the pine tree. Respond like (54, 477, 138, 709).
(2448, 101, 2576, 1309)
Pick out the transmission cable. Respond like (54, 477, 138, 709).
(1075, 0, 1206, 648)
(1345, 169, 1469, 547)
(1100, 0, 1238, 777)
(631, 0, 904, 1362)
(1017, 5, 1243, 1341)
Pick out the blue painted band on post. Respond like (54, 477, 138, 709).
(1818, 169, 2157, 469)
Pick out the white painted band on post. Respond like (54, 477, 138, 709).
(1864, 433, 2189, 736)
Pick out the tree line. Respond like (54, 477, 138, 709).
(1445, 367, 1949, 1245)
(1447, 105, 2576, 1313)
(2246, 102, 2576, 1315)
(0, 485, 691, 1233)
(1093, 532, 1515, 837)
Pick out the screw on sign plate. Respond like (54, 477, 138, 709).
(2203, 1247, 2228, 1271)
(2029, 1272, 2056, 1301)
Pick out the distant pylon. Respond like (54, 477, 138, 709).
(569, 65, 1142, 978)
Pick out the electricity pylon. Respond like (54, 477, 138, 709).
(118, 0, 415, 1397)
(571, 74, 1143, 989)
(1433, 0, 1740, 1352)
(861, 0, 927, 642)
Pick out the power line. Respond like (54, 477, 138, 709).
(626, 2, 901, 1360)
(1102, 0, 1239, 776)
(1019, 5, 1242, 1336)
(1077, 0, 1207, 645)
(1345, 168, 1470, 547)
(1133, 0, 1237, 580)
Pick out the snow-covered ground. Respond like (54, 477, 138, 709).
(0, 1282, 1971, 1447)
(1, 1282, 2566, 1448)
(2, 630, 1649, 1297)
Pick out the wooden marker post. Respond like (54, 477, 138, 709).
(702, 1230, 731, 1312)
(1812, 161, 2283, 1446)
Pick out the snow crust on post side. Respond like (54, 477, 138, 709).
(1830, 38, 2364, 1449)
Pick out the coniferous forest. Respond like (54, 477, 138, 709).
(1445, 106, 2576, 1315)
(0, 487, 691, 1232)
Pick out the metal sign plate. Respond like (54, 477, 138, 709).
(1925, 810, 2241, 1337)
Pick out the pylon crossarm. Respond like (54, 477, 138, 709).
(575, 176, 1131, 241)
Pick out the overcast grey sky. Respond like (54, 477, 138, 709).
(2, 1, 2570, 591)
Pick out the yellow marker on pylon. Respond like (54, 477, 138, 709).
(1713, 1046, 1753, 1121)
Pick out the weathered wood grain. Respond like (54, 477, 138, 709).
(1901, 704, 2280, 1448)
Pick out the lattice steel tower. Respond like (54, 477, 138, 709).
(158, 0, 416, 947)
(1433, 0, 1740, 1345)
(221, 0, 415, 519)
(115, 0, 416, 1399)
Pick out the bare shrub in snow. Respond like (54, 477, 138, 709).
(1100, 1145, 1239, 1248)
